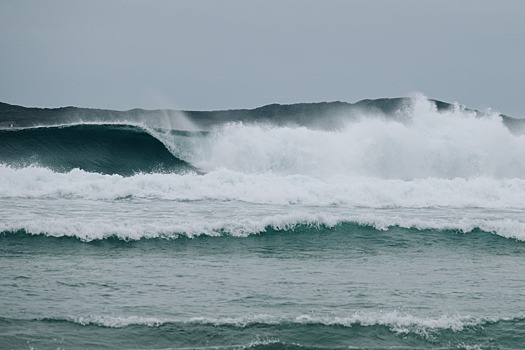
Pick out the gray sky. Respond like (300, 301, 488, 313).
(1, 0, 524, 117)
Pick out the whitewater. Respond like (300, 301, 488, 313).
(1, 94, 525, 349)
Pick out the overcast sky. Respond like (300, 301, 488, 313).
(1, 0, 524, 116)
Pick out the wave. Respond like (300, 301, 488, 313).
(179, 96, 525, 179)
(2, 216, 525, 242)
(38, 311, 504, 332)
(2, 95, 525, 179)
(2, 166, 525, 208)
(2, 313, 523, 349)
(0, 123, 197, 175)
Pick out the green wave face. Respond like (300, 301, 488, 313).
(0, 124, 196, 175)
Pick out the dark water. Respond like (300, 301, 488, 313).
(0, 124, 194, 175)
(1, 95, 525, 349)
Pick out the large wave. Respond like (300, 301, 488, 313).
(1, 95, 525, 179)
(0, 124, 196, 175)
(2, 95, 525, 242)
(165, 95, 525, 179)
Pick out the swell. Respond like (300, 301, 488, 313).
(0, 124, 196, 175)
(1, 315, 524, 349)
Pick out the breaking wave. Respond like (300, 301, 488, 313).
(1, 95, 525, 179)
(2, 313, 522, 349)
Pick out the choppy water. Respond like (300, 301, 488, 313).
(1, 95, 525, 349)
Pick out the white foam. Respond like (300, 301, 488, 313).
(2, 95, 525, 242)
(1, 166, 525, 209)
(69, 315, 167, 328)
(2, 207, 525, 242)
(163, 94, 525, 180)
(6, 95, 525, 181)
(58, 311, 504, 334)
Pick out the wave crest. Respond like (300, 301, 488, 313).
(44, 311, 504, 334)
(2, 95, 525, 179)
(176, 95, 525, 179)
(2, 214, 525, 242)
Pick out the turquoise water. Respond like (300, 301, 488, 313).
(1, 96, 525, 349)
(2, 223, 525, 349)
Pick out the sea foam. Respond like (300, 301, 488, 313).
(2, 209, 525, 241)
(2, 95, 525, 242)
(1, 166, 525, 209)
(159, 94, 525, 180)
(51, 311, 509, 334)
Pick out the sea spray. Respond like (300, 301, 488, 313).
(172, 96, 525, 178)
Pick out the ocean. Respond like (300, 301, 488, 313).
(1, 95, 525, 349)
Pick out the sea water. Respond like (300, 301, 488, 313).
(1, 95, 525, 349)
